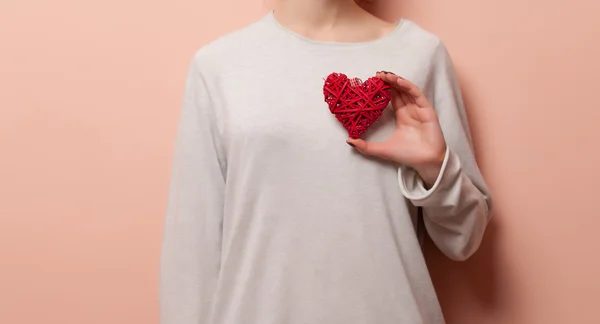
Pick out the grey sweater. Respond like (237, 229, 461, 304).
(160, 12, 491, 324)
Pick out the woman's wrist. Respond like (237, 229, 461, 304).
(412, 148, 446, 189)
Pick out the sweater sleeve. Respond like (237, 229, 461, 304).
(398, 41, 492, 261)
(160, 56, 225, 323)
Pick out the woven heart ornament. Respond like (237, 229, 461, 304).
(323, 72, 391, 139)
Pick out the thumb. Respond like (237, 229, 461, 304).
(346, 138, 389, 159)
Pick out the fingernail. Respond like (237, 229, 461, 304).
(346, 141, 355, 147)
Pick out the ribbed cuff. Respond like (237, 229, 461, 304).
(397, 148, 461, 206)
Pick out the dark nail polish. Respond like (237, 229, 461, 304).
(347, 141, 355, 147)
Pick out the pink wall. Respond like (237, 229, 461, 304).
(1, 0, 599, 323)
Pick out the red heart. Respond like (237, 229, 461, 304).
(323, 72, 391, 139)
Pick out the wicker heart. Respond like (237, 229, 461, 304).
(323, 72, 391, 139)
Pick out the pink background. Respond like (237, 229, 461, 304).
(1, 0, 599, 323)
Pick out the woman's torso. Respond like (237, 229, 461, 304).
(200, 13, 446, 324)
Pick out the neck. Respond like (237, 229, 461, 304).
(275, 0, 365, 29)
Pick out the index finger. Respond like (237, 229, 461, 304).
(394, 77, 430, 108)
(377, 71, 429, 107)
(377, 72, 430, 108)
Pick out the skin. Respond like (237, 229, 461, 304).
(347, 72, 447, 188)
(276, 0, 447, 187)
(275, 0, 398, 43)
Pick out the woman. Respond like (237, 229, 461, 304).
(160, 0, 492, 323)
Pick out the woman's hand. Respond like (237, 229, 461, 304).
(347, 72, 447, 187)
